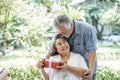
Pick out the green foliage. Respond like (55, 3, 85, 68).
(53, 0, 86, 21)
(97, 50, 120, 60)
(98, 41, 120, 48)
(68, 7, 85, 21)
(55, 0, 72, 6)
(81, 0, 120, 40)
(85, 0, 120, 26)
(96, 66, 120, 80)
(34, 0, 53, 12)
(34, 0, 43, 4)
(24, 47, 43, 59)
(0, 0, 15, 41)
(100, 3, 120, 26)
(97, 41, 120, 60)
(112, 26, 120, 35)
(3, 65, 120, 80)
(54, 6, 85, 21)
(0, 0, 53, 48)
(0, 0, 86, 49)
(0, 0, 119, 49)
(7, 65, 42, 80)
(0, 0, 14, 16)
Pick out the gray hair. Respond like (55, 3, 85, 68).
(53, 14, 72, 30)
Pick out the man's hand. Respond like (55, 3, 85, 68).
(83, 69, 93, 80)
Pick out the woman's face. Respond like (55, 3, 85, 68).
(55, 38, 70, 55)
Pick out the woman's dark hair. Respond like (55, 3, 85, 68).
(51, 34, 72, 56)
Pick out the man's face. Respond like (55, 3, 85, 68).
(56, 25, 71, 38)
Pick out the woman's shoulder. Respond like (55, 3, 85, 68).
(70, 52, 83, 57)
(70, 52, 84, 61)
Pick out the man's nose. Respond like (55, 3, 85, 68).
(61, 33, 65, 36)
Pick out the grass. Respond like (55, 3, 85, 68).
(97, 41, 120, 48)
(0, 48, 43, 80)
(97, 47, 120, 60)
(97, 41, 120, 60)
(6, 65, 43, 80)
(96, 66, 120, 80)
(0, 54, 20, 61)
(0, 49, 41, 68)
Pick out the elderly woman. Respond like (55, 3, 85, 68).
(36, 34, 88, 80)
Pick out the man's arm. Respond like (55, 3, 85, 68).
(83, 52, 96, 80)
(88, 52, 96, 72)
(83, 25, 97, 79)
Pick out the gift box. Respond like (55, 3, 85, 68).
(43, 59, 63, 69)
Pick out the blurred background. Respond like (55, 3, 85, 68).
(0, 0, 120, 80)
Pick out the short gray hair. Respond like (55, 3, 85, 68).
(53, 14, 72, 30)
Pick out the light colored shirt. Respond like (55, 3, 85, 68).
(45, 52, 88, 80)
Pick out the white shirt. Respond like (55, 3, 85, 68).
(45, 52, 88, 80)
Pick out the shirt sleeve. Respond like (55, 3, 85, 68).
(84, 27, 97, 53)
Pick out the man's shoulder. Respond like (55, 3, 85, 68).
(74, 20, 94, 34)
(74, 20, 93, 30)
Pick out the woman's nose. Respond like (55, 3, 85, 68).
(61, 43, 65, 47)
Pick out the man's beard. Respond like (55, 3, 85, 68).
(64, 34, 70, 38)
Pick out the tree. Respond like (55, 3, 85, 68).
(0, 0, 16, 54)
(81, 0, 120, 40)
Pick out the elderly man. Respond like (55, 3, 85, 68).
(46, 14, 97, 80)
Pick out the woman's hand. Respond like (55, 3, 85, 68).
(36, 60, 44, 69)
(56, 61, 69, 71)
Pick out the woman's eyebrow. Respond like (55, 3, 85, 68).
(56, 41, 62, 45)
(56, 39, 64, 44)
(57, 42, 61, 44)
